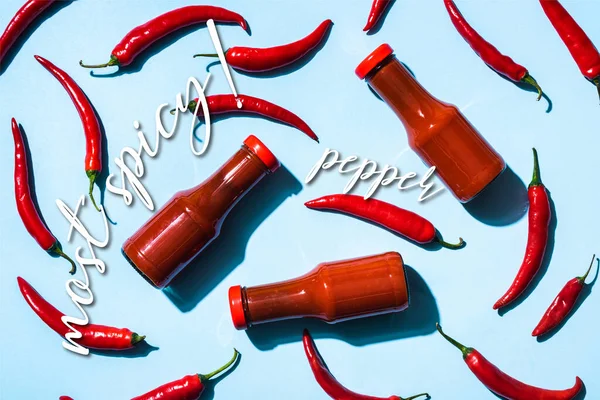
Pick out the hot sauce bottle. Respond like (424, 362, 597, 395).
(356, 44, 506, 203)
(228, 252, 409, 330)
(122, 135, 280, 289)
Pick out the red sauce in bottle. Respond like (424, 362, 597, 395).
(228, 252, 409, 330)
(122, 135, 280, 289)
(356, 44, 506, 202)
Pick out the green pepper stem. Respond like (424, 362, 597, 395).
(193, 53, 219, 58)
(579, 254, 597, 284)
(436, 323, 472, 359)
(79, 55, 119, 69)
(530, 148, 542, 187)
(522, 74, 543, 101)
(49, 244, 76, 275)
(594, 78, 600, 103)
(404, 393, 430, 400)
(87, 170, 101, 212)
(436, 235, 465, 250)
(199, 349, 240, 381)
(131, 333, 146, 346)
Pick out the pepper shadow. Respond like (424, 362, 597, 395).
(163, 165, 302, 312)
(498, 191, 558, 316)
(89, 340, 159, 358)
(246, 265, 439, 350)
(494, 69, 553, 113)
(203, 21, 334, 79)
(536, 258, 599, 342)
(198, 353, 242, 400)
(365, 0, 396, 36)
(0, 1, 74, 74)
(463, 165, 528, 226)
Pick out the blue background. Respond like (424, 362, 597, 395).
(1, 0, 598, 398)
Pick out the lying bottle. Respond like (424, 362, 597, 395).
(228, 251, 409, 330)
(122, 135, 280, 289)
(356, 43, 506, 203)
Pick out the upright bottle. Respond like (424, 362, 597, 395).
(122, 135, 280, 289)
(228, 252, 409, 330)
(356, 44, 505, 202)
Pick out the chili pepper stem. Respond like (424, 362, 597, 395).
(530, 148, 542, 187)
(131, 333, 146, 345)
(193, 53, 219, 58)
(435, 235, 465, 250)
(594, 78, 600, 103)
(521, 74, 543, 101)
(87, 170, 101, 212)
(48, 243, 76, 275)
(436, 323, 472, 359)
(404, 393, 430, 400)
(79, 55, 119, 69)
(198, 349, 240, 382)
(578, 254, 597, 284)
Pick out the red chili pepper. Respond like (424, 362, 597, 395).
(35, 55, 103, 212)
(79, 6, 248, 69)
(194, 20, 333, 73)
(494, 149, 551, 310)
(444, 0, 543, 100)
(17, 277, 145, 350)
(0, 0, 57, 67)
(540, 0, 600, 100)
(132, 349, 240, 400)
(363, 0, 393, 32)
(59, 397, 73, 400)
(12, 118, 76, 274)
(178, 94, 318, 142)
(305, 194, 464, 249)
(532, 254, 597, 337)
(436, 323, 583, 399)
(303, 330, 429, 400)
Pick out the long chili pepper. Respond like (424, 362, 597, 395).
(444, 0, 543, 100)
(0, 0, 57, 68)
(12, 118, 76, 274)
(305, 194, 465, 249)
(132, 349, 240, 400)
(18, 277, 145, 350)
(79, 6, 248, 69)
(363, 0, 393, 32)
(35, 55, 102, 212)
(194, 19, 333, 73)
(532, 254, 597, 337)
(494, 149, 551, 310)
(175, 94, 318, 142)
(303, 330, 429, 400)
(436, 323, 583, 400)
(540, 0, 600, 100)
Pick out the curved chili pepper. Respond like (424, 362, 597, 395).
(194, 19, 333, 73)
(364, 0, 393, 32)
(532, 254, 597, 337)
(0, 0, 57, 67)
(436, 323, 583, 399)
(444, 0, 543, 100)
(132, 349, 240, 400)
(17, 277, 145, 350)
(176, 94, 318, 142)
(494, 149, 551, 310)
(35, 55, 103, 212)
(305, 194, 464, 249)
(303, 330, 429, 400)
(540, 0, 600, 100)
(79, 6, 248, 69)
(12, 118, 76, 274)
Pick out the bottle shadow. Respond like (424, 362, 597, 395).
(365, 0, 396, 35)
(498, 191, 558, 316)
(163, 165, 302, 312)
(463, 165, 528, 226)
(245, 265, 439, 350)
(89, 340, 159, 358)
(0, 1, 74, 74)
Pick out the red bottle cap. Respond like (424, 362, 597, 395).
(244, 135, 280, 172)
(355, 43, 394, 80)
(228, 285, 248, 330)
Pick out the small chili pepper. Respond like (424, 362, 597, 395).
(436, 323, 583, 399)
(59, 397, 73, 400)
(132, 349, 240, 400)
(35, 55, 103, 212)
(194, 19, 333, 73)
(305, 194, 464, 249)
(79, 6, 248, 69)
(494, 149, 551, 310)
(363, 0, 393, 32)
(0, 0, 57, 67)
(18, 277, 145, 350)
(540, 0, 600, 101)
(532, 254, 597, 337)
(175, 94, 318, 142)
(303, 329, 429, 400)
(444, 0, 543, 100)
(12, 118, 76, 274)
